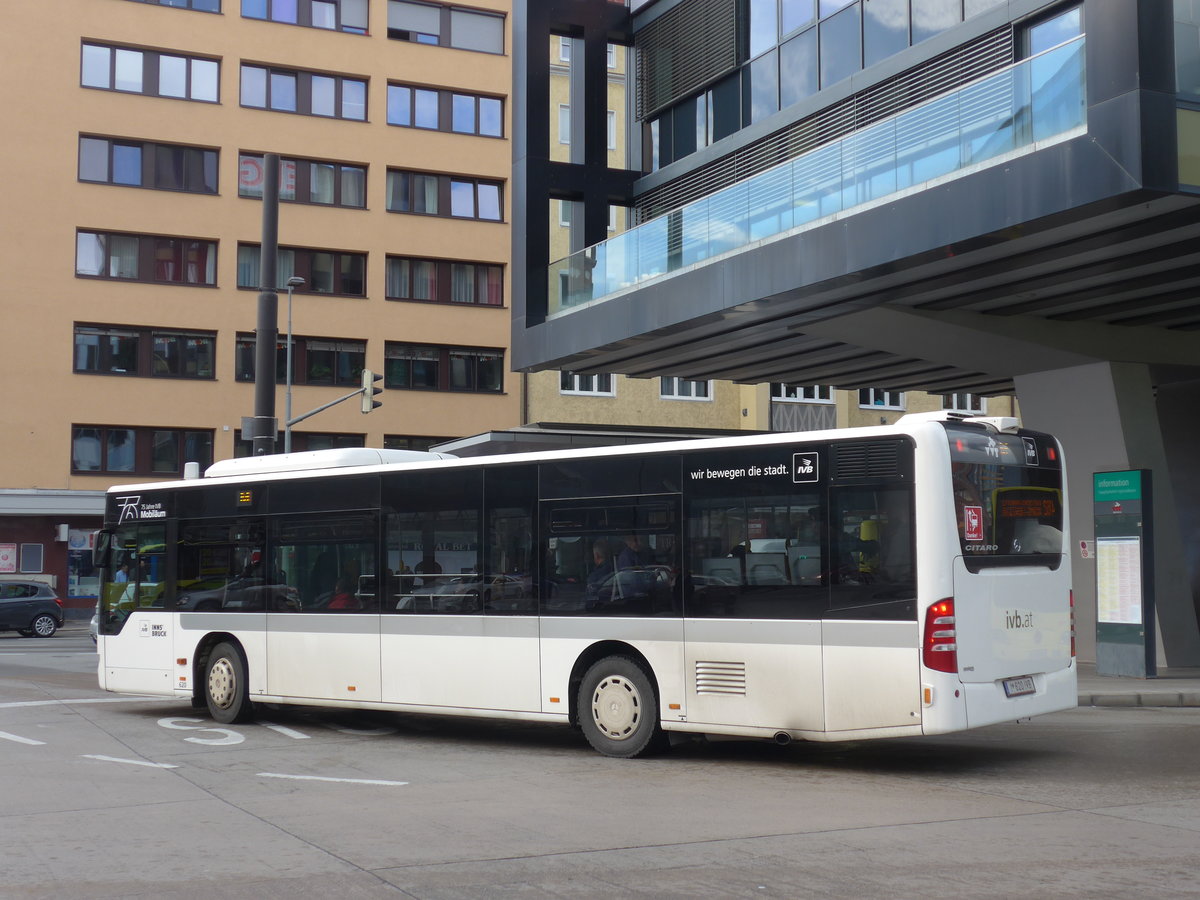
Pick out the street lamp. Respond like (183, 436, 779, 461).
(283, 275, 306, 453)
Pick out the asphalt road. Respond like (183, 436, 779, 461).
(3, 623, 1199, 899)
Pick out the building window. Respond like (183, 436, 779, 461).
(384, 435, 449, 452)
(660, 377, 711, 400)
(560, 372, 614, 395)
(771, 383, 833, 402)
(19, 544, 44, 575)
(235, 334, 364, 386)
(79, 136, 218, 194)
(127, 0, 221, 9)
(237, 244, 366, 296)
(858, 388, 905, 409)
(943, 392, 986, 414)
(76, 231, 217, 286)
(81, 43, 219, 102)
(387, 1, 504, 53)
(71, 426, 214, 475)
(607, 43, 616, 68)
(558, 104, 571, 144)
(384, 343, 503, 393)
(558, 36, 571, 62)
(387, 84, 502, 137)
(386, 170, 503, 221)
(242, 0, 368, 33)
(234, 430, 364, 457)
(607, 110, 617, 151)
(238, 153, 366, 208)
(75, 324, 215, 379)
(240, 64, 367, 120)
(385, 256, 502, 305)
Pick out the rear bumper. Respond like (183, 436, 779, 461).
(963, 660, 1077, 729)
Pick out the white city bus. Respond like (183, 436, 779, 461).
(95, 413, 1076, 758)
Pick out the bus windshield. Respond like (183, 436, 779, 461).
(946, 424, 1064, 569)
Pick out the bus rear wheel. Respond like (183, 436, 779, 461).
(205, 641, 254, 724)
(578, 656, 667, 758)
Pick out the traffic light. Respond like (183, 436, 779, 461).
(360, 368, 383, 414)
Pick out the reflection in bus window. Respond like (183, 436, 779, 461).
(828, 486, 915, 617)
(273, 515, 377, 612)
(686, 491, 827, 619)
(542, 499, 680, 617)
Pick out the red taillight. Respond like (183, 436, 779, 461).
(1069, 590, 1076, 657)
(54, 596, 63, 608)
(923, 598, 958, 673)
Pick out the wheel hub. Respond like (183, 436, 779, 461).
(208, 658, 236, 709)
(591, 674, 640, 740)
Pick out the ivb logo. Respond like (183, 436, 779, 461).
(792, 452, 819, 484)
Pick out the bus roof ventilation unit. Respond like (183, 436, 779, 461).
(204, 448, 455, 479)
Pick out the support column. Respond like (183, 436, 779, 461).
(1015, 362, 1200, 667)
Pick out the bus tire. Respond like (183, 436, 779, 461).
(578, 656, 668, 758)
(205, 641, 254, 724)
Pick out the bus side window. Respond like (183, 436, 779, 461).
(828, 486, 915, 617)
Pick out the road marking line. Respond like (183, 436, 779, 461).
(0, 730, 46, 746)
(260, 721, 311, 739)
(0, 697, 171, 709)
(257, 772, 407, 786)
(82, 755, 179, 769)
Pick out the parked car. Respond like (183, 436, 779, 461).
(0, 581, 64, 638)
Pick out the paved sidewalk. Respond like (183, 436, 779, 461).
(1076, 661, 1200, 708)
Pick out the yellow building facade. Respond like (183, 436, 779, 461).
(0, 0, 518, 604)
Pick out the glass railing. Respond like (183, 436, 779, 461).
(548, 36, 1085, 318)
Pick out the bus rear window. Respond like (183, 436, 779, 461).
(946, 425, 1064, 569)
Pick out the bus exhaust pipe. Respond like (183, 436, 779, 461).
(774, 732, 792, 746)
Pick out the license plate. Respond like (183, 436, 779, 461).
(1003, 676, 1036, 697)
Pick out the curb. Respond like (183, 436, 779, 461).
(1079, 693, 1200, 709)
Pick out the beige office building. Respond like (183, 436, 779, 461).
(1, 0, 517, 608)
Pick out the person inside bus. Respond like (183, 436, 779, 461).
(414, 553, 442, 586)
(617, 535, 641, 571)
(586, 540, 615, 605)
(327, 577, 361, 610)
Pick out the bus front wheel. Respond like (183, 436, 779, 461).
(578, 656, 667, 758)
(205, 641, 254, 724)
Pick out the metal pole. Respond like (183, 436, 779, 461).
(283, 276, 304, 453)
(285, 283, 293, 453)
(252, 153, 280, 456)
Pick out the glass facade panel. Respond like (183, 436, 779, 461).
(864, 0, 910, 67)
(912, 0, 961, 44)
(749, 0, 777, 59)
(746, 50, 779, 124)
(780, 28, 817, 109)
(820, 5, 861, 87)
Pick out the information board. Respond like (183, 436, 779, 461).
(1093, 470, 1154, 678)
